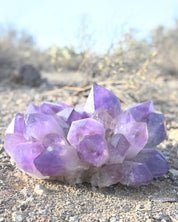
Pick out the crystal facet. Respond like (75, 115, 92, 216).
(91, 164, 123, 188)
(4, 133, 27, 156)
(108, 134, 130, 164)
(67, 118, 105, 146)
(4, 84, 168, 187)
(114, 111, 148, 159)
(119, 161, 153, 187)
(84, 83, 121, 117)
(134, 148, 169, 177)
(24, 113, 65, 142)
(40, 101, 71, 114)
(25, 104, 41, 115)
(12, 142, 46, 177)
(126, 101, 155, 122)
(143, 113, 167, 148)
(6, 113, 25, 134)
(77, 134, 109, 167)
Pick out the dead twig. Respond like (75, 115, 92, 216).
(45, 79, 128, 95)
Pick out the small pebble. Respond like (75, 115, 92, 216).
(34, 184, 48, 195)
(12, 212, 24, 222)
(169, 169, 178, 178)
(109, 216, 116, 222)
(69, 216, 79, 221)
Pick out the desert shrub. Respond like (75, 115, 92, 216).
(151, 20, 178, 78)
(0, 26, 51, 81)
(79, 21, 178, 83)
(79, 30, 152, 82)
(47, 46, 83, 72)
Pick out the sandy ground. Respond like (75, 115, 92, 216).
(0, 71, 177, 222)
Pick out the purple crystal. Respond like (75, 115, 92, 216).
(108, 134, 130, 164)
(134, 148, 169, 177)
(41, 101, 71, 114)
(74, 103, 90, 119)
(84, 83, 121, 117)
(42, 133, 65, 148)
(12, 142, 46, 178)
(114, 111, 148, 159)
(34, 144, 66, 176)
(91, 164, 122, 188)
(34, 136, 87, 178)
(57, 107, 83, 125)
(4, 134, 27, 156)
(126, 101, 155, 122)
(113, 110, 135, 127)
(4, 84, 168, 187)
(6, 113, 24, 135)
(24, 113, 65, 142)
(77, 134, 109, 167)
(25, 104, 41, 115)
(119, 161, 153, 187)
(67, 118, 105, 146)
(126, 101, 166, 148)
(91, 108, 113, 129)
(143, 113, 167, 148)
(75, 103, 86, 113)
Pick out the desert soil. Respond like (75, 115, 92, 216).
(0, 71, 177, 222)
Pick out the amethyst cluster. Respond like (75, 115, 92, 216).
(4, 84, 168, 187)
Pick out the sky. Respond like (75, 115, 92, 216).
(0, 0, 177, 52)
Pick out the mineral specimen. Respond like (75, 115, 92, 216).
(4, 83, 169, 187)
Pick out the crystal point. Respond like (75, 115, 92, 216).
(41, 101, 71, 114)
(114, 112, 148, 159)
(84, 83, 121, 117)
(6, 113, 24, 135)
(91, 108, 113, 129)
(57, 107, 83, 125)
(108, 134, 130, 164)
(134, 149, 169, 177)
(67, 118, 105, 146)
(143, 113, 167, 148)
(34, 142, 87, 178)
(77, 134, 109, 167)
(4, 133, 27, 156)
(25, 104, 41, 115)
(91, 164, 122, 188)
(12, 142, 45, 177)
(127, 101, 155, 121)
(119, 161, 153, 187)
(24, 113, 64, 142)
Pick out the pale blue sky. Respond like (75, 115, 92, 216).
(0, 0, 177, 52)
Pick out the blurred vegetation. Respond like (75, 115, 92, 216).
(151, 20, 178, 78)
(0, 26, 51, 80)
(79, 20, 178, 83)
(48, 45, 84, 72)
(0, 20, 177, 82)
